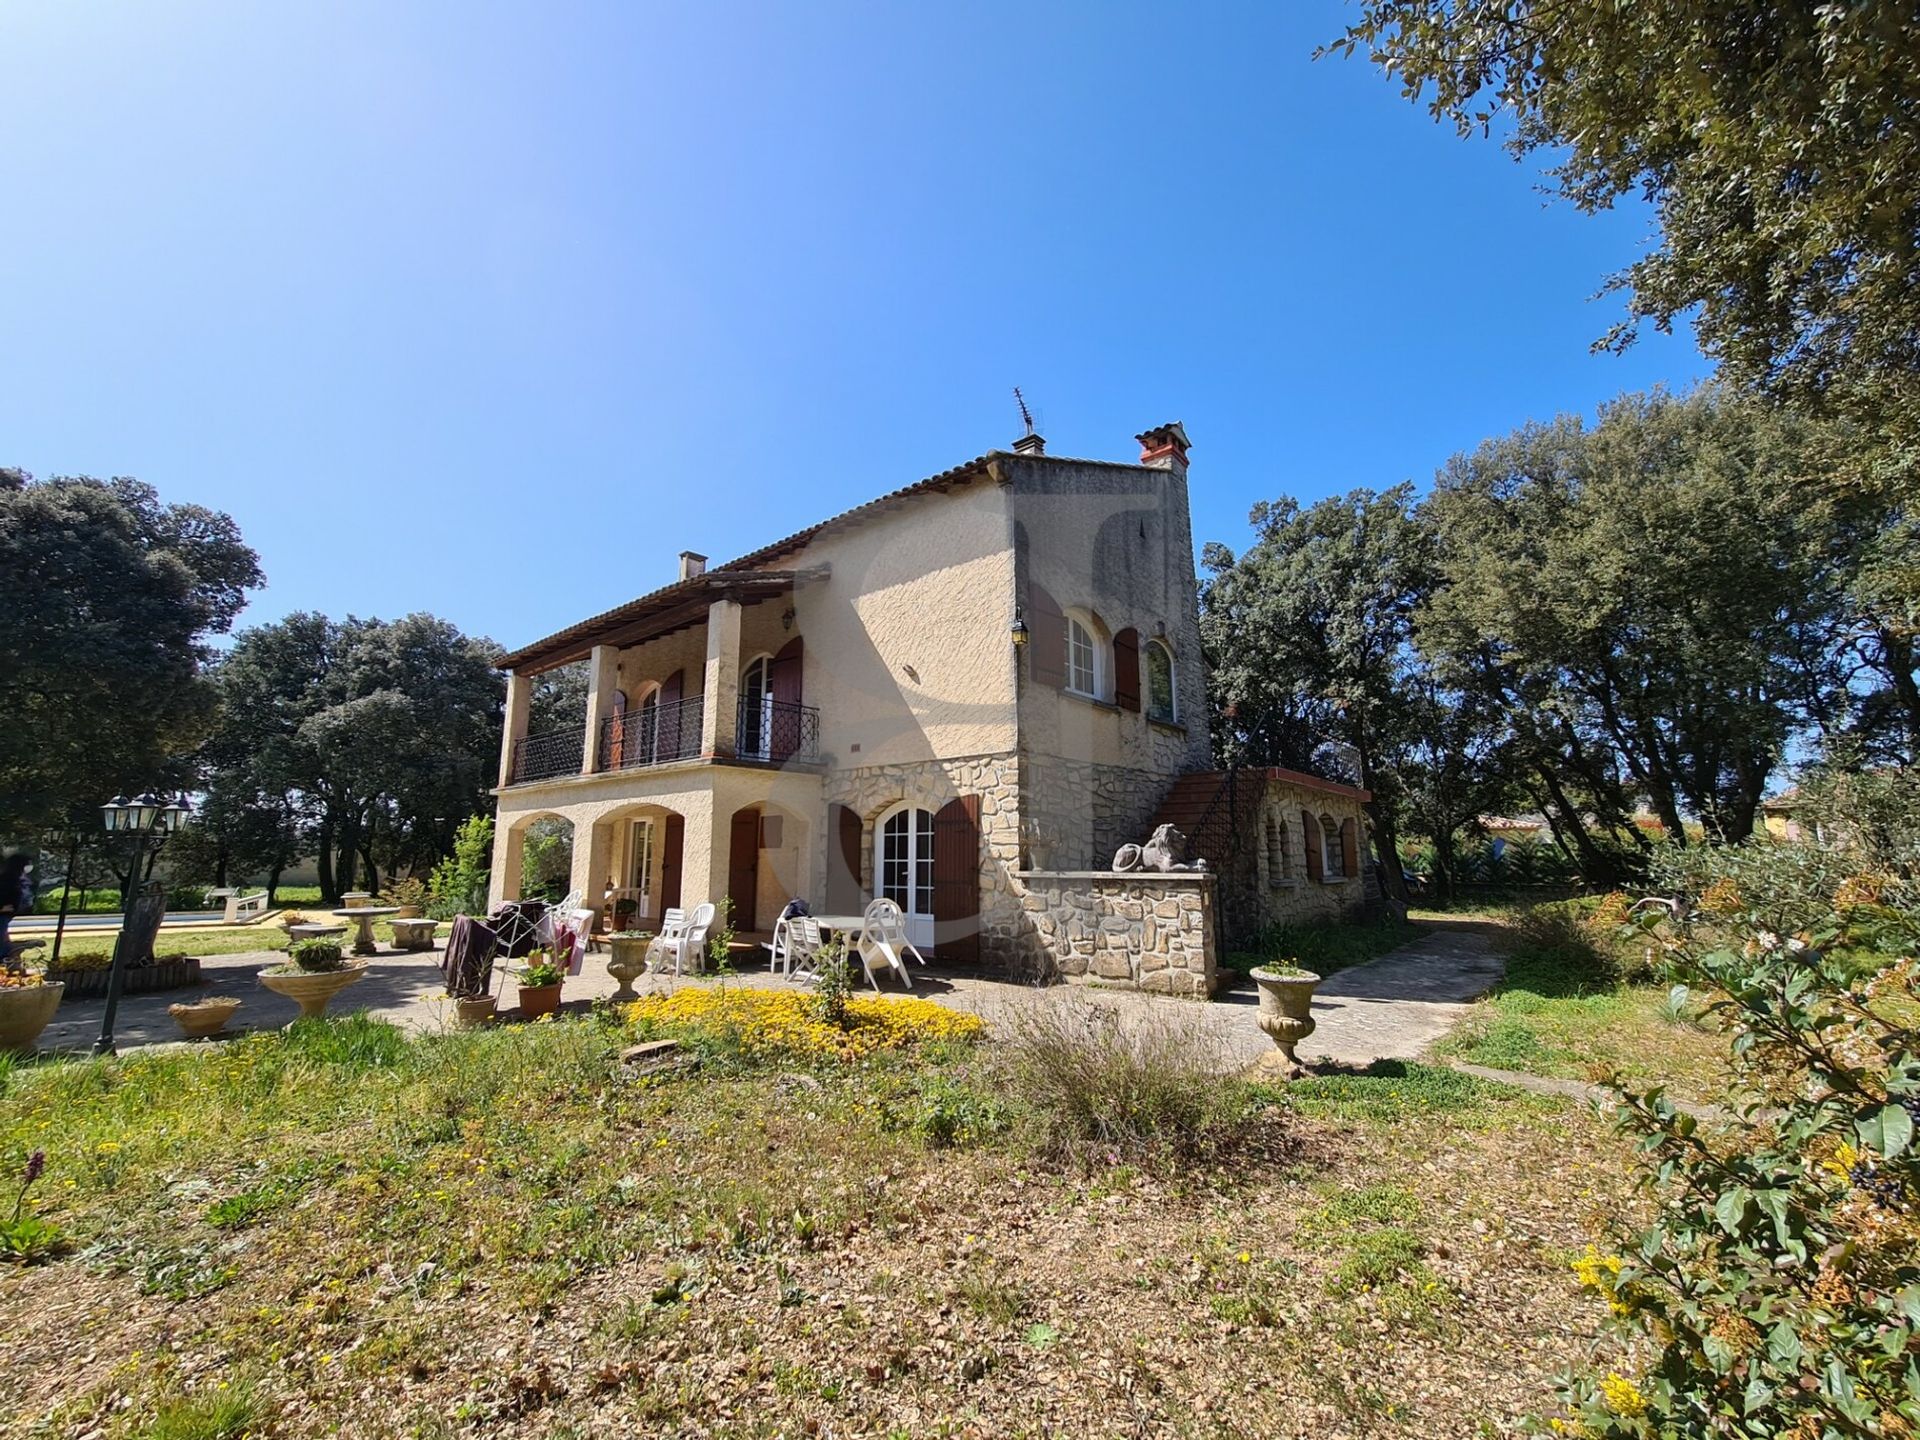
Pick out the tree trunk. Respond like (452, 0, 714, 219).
(1534, 764, 1626, 889)
(317, 820, 337, 901)
(1432, 828, 1456, 909)
(1365, 800, 1411, 905)
(267, 863, 284, 906)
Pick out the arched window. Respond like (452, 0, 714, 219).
(1064, 611, 1102, 698)
(1320, 813, 1344, 878)
(1145, 640, 1176, 722)
(1265, 811, 1290, 884)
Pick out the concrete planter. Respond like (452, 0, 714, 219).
(1249, 966, 1322, 1072)
(168, 996, 242, 1040)
(260, 964, 367, 1020)
(0, 982, 64, 1054)
(50, 958, 201, 1001)
(391, 904, 425, 920)
(516, 982, 563, 1020)
(606, 937, 651, 1002)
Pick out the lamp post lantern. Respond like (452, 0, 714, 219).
(94, 792, 190, 1056)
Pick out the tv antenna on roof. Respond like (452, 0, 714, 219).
(1013, 386, 1035, 436)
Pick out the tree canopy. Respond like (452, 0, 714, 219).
(0, 470, 261, 833)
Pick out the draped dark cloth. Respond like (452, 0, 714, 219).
(440, 915, 499, 997)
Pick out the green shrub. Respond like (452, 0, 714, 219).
(878, 1067, 1011, 1149)
(126, 1375, 264, 1440)
(1550, 897, 1920, 1435)
(285, 938, 344, 973)
(427, 815, 493, 920)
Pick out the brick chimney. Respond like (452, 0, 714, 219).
(1136, 422, 1190, 473)
(678, 551, 707, 580)
(1012, 431, 1045, 455)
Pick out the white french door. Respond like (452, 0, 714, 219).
(878, 803, 935, 948)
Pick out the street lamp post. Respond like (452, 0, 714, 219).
(95, 793, 191, 1056)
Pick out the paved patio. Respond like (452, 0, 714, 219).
(33, 920, 1506, 1071)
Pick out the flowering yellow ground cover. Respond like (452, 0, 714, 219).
(622, 986, 984, 1061)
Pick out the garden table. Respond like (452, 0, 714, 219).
(330, 905, 401, 956)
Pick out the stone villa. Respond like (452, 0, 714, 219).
(489, 424, 1375, 993)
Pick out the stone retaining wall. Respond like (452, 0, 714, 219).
(1014, 870, 1215, 997)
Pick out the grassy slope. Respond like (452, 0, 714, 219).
(0, 1014, 1630, 1439)
(1433, 905, 1733, 1101)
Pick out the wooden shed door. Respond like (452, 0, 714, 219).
(728, 808, 760, 932)
(931, 794, 981, 964)
(827, 803, 863, 913)
(660, 813, 684, 912)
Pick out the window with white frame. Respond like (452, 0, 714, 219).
(1145, 640, 1176, 722)
(1065, 612, 1100, 697)
(1319, 812, 1344, 878)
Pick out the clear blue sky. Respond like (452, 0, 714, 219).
(0, 1, 1706, 652)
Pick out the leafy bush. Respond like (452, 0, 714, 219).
(285, 938, 344, 973)
(379, 876, 428, 910)
(998, 1000, 1227, 1167)
(427, 815, 493, 920)
(878, 1066, 1012, 1148)
(1552, 898, 1920, 1435)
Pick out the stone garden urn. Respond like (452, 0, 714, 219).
(260, 963, 367, 1020)
(605, 934, 652, 1002)
(1249, 966, 1323, 1072)
(0, 981, 64, 1054)
(168, 996, 242, 1040)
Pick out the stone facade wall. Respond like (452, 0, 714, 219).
(1212, 779, 1373, 948)
(821, 751, 1027, 968)
(1020, 756, 1174, 873)
(1014, 871, 1216, 997)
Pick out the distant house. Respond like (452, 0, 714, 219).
(488, 423, 1376, 993)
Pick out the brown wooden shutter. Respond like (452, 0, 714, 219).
(931, 794, 982, 964)
(659, 668, 685, 759)
(1341, 818, 1359, 879)
(1113, 628, 1141, 712)
(1029, 583, 1066, 688)
(828, 803, 863, 913)
(1302, 809, 1322, 882)
(660, 813, 685, 911)
(727, 808, 759, 932)
(769, 636, 803, 760)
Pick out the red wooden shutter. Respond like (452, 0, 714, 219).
(769, 637, 803, 760)
(1029, 583, 1066, 688)
(1302, 809, 1322, 882)
(828, 803, 863, 913)
(1113, 628, 1141, 712)
(931, 794, 982, 964)
(606, 689, 627, 767)
(1341, 818, 1359, 879)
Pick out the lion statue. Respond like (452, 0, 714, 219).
(1112, 823, 1206, 874)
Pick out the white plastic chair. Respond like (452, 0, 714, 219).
(680, 902, 717, 974)
(647, 902, 716, 976)
(853, 898, 924, 990)
(645, 907, 688, 973)
(760, 916, 791, 973)
(784, 916, 827, 983)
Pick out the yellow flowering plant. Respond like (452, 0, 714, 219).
(623, 987, 983, 1064)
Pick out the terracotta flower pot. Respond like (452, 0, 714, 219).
(0, 982, 64, 1054)
(517, 982, 563, 1020)
(260, 964, 367, 1020)
(168, 996, 242, 1040)
(1249, 966, 1323, 1073)
(453, 994, 497, 1029)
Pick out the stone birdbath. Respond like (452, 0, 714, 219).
(260, 962, 368, 1020)
(330, 906, 400, 956)
(1248, 965, 1323, 1074)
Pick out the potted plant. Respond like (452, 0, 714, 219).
(613, 896, 639, 930)
(514, 950, 564, 1020)
(380, 877, 428, 920)
(1248, 963, 1323, 1073)
(260, 937, 366, 1020)
(0, 967, 64, 1055)
(605, 930, 653, 1002)
(167, 995, 243, 1040)
(447, 990, 497, 1029)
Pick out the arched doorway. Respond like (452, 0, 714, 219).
(877, 802, 935, 949)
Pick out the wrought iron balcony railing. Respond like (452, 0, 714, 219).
(509, 727, 585, 785)
(736, 697, 821, 764)
(596, 695, 704, 773)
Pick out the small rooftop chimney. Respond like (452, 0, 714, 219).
(1012, 432, 1046, 455)
(678, 551, 708, 581)
(1136, 422, 1190, 473)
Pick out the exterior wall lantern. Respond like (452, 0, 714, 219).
(94, 791, 191, 1054)
(1010, 609, 1030, 649)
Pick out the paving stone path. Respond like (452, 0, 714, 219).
(32, 920, 1511, 1072)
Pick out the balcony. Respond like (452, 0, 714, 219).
(736, 697, 820, 764)
(508, 728, 585, 785)
(597, 695, 704, 772)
